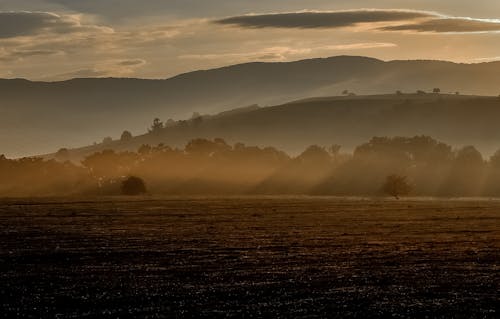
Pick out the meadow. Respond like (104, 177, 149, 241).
(1, 197, 498, 317)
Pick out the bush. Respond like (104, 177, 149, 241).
(121, 176, 147, 195)
(382, 174, 412, 199)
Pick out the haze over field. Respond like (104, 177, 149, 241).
(2, 2, 500, 318)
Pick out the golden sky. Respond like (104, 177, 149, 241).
(1, 0, 500, 80)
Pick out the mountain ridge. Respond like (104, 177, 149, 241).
(2, 55, 500, 157)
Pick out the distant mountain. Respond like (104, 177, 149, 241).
(55, 93, 500, 161)
(2, 55, 500, 157)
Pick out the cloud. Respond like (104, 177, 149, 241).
(0, 11, 112, 38)
(324, 42, 397, 50)
(117, 59, 146, 66)
(215, 9, 435, 29)
(0, 11, 67, 38)
(380, 17, 500, 33)
(0, 49, 64, 62)
(216, 9, 500, 34)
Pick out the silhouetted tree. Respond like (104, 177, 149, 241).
(417, 90, 426, 95)
(121, 176, 147, 195)
(120, 130, 133, 141)
(342, 90, 349, 95)
(382, 174, 412, 199)
(433, 88, 441, 93)
(148, 118, 164, 134)
(297, 145, 332, 164)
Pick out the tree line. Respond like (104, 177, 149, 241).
(1, 136, 500, 197)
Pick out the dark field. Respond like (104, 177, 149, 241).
(1, 197, 498, 318)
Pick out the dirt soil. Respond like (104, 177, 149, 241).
(0, 197, 498, 318)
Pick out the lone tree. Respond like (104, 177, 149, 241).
(148, 118, 164, 134)
(121, 176, 147, 195)
(433, 88, 441, 94)
(382, 174, 412, 199)
(120, 130, 133, 141)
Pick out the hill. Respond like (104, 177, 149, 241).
(55, 93, 500, 161)
(3, 55, 500, 157)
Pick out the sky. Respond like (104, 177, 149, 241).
(1, 0, 500, 80)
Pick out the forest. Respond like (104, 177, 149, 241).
(1, 135, 499, 197)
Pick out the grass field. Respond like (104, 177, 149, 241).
(0, 197, 498, 318)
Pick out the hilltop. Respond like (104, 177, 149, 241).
(3, 55, 500, 157)
(51, 93, 500, 161)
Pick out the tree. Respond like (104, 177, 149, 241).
(396, 90, 403, 95)
(417, 90, 426, 95)
(382, 174, 412, 199)
(433, 88, 441, 94)
(120, 130, 133, 141)
(102, 137, 113, 144)
(342, 90, 349, 95)
(148, 118, 164, 134)
(121, 176, 147, 195)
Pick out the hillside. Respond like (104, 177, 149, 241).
(3, 55, 500, 157)
(56, 93, 500, 161)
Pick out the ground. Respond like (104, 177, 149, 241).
(0, 197, 498, 318)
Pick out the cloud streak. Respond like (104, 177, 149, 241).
(0, 11, 112, 38)
(380, 17, 500, 33)
(215, 9, 500, 33)
(216, 9, 434, 29)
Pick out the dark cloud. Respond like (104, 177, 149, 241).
(41, 0, 340, 21)
(215, 10, 434, 29)
(380, 18, 500, 33)
(216, 9, 500, 34)
(117, 59, 146, 66)
(0, 11, 73, 38)
(0, 11, 111, 38)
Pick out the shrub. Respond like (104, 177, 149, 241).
(121, 176, 147, 195)
(382, 174, 412, 199)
